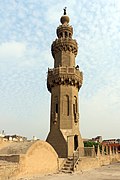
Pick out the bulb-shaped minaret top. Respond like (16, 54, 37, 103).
(60, 7, 70, 24)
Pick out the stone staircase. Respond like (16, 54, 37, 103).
(0, 160, 19, 180)
(60, 157, 74, 173)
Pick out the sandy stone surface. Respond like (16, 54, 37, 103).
(14, 162, 120, 180)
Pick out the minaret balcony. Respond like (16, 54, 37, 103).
(51, 38, 78, 58)
(57, 25, 73, 38)
(47, 67, 83, 92)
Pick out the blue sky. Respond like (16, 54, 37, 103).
(0, 0, 120, 140)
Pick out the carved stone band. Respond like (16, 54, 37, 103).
(51, 38, 78, 58)
(57, 25, 73, 37)
(47, 67, 83, 92)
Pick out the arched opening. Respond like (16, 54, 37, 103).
(74, 135, 78, 151)
(53, 96, 58, 124)
(63, 95, 69, 116)
(73, 96, 77, 121)
(66, 95, 69, 116)
(56, 104, 58, 113)
(69, 33, 72, 38)
(60, 32, 62, 38)
(54, 96, 58, 113)
(65, 31, 67, 38)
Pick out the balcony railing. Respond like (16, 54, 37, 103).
(48, 67, 83, 78)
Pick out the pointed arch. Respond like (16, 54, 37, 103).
(63, 95, 69, 116)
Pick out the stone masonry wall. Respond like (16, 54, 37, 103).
(76, 153, 120, 172)
(18, 140, 58, 177)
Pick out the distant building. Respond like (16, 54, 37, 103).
(83, 136, 102, 144)
(102, 139, 120, 153)
(32, 136, 37, 141)
(0, 134, 27, 142)
(103, 139, 119, 144)
(0, 130, 5, 138)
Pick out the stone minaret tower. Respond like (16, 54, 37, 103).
(46, 8, 83, 158)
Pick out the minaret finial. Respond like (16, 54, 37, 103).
(63, 7, 67, 15)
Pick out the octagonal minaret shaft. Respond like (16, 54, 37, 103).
(46, 9, 83, 158)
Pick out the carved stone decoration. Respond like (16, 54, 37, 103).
(47, 68, 83, 92)
(51, 38, 78, 58)
(57, 25, 73, 38)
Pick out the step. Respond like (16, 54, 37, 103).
(61, 169, 73, 173)
(66, 160, 73, 164)
(64, 164, 73, 167)
(60, 157, 75, 174)
(62, 166, 73, 170)
(67, 158, 73, 161)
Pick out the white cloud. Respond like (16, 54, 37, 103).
(0, 42, 26, 60)
(0, 40, 52, 69)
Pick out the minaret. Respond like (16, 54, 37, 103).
(46, 8, 83, 158)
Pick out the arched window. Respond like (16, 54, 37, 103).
(75, 96, 77, 113)
(63, 95, 69, 116)
(66, 95, 69, 116)
(69, 33, 72, 38)
(73, 96, 77, 120)
(60, 32, 62, 38)
(54, 96, 58, 113)
(65, 31, 67, 38)
(56, 104, 58, 113)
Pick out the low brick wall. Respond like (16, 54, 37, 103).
(76, 153, 120, 172)
(77, 157, 100, 171)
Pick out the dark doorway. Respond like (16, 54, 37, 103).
(118, 145, 120, 152)
(74, 135, 78, 151)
